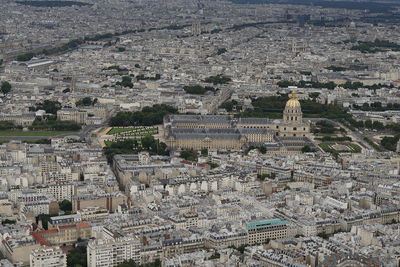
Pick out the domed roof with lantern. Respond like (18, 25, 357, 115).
(285, 91, 301, 108)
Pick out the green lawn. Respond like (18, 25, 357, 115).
(104, 141, 114, 147)
(0, 130, 77, 137)
(107, 127, 137, 135)
(319, 142, 362, 153)
(346, 143, 362, 152)
(107, 127, 158, 136)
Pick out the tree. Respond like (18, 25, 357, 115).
(203, 74, 231, 85)
(0, 81, 12, 94)
(141, 135, 155, 150)
(301, 145, 312, 153)
(217, 48, 227, 55)
(2, 219, 16, 225)
(180, 149, 198, 162)
(372, 121, 384, 130)
(381, 135, 400, 151)
(29, 120, 81, 131)
(36, 214, 54, 230)
(76, 97, 95, 106)
(67, 246, 87, 267)
(259, 146, 267, 154)
(109, 104, 177, 127)
(33, 100, 62, 114)
(183, 85, 215, 95)
(237, 244, 248, 253)
(317, 232, 330, 239)
(59, 200, 72, 213)
(364, 119, 373, 128)
(0, 121, 19, 130)
(104, 138, 168, 163)
(201, 148, 208, 156)
(309, 92, 320, 100)
(209, 252, 220, 259)
(116, 260, 138, 267)
(219, 100, 239, 112)
(207, 162, 219, 169)
(16, 52, 35, 61)
(325, 65, 347, 72)
(116, 76, 133, 88)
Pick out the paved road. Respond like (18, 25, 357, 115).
(58, 124, 106, 139)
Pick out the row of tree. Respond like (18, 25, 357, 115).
(109, 104, 177, 126)
(351, 39, 400, 53)
(1, 81, 12, 94)
(238, 95, 350, 120)
(0, 121, 20, 130)
(278, 80, 392, 90)
(219, 99, 242, 112)
(30, 100, 62, 115)
(76, 97, 98, 107)
(203, 74, 231, 85)
(353, 102, 400, 112)
(29, 119, 81, 131)
(183, 85, 216, 95)
(104, 136, 168, 162)
(381, 135, 400, 151)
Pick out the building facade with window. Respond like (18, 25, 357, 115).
(164, 91, 311, 151)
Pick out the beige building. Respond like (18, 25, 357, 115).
(72, 193, 127, 212)
(30, 247, 67, 267)
(247, 219, 289, 245)
(276, 91, 311, 137)
(87, 236, 141, 267)
(205, 231, 248, 250)
(57, 108, 87, 124)
(0, 113, 36, 127)
(1, 238, 40, 266)
(32, 222, 92, 246)
(163, 237, 204, 258)
(164, 91, 311, 151)
(36, 183, 76, 201)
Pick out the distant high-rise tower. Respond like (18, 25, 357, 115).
(0, 26, 6, 43)
(347, 21, 357, 41)
(191, 21, 201, 36)
(284, 10, 292, 21)
(297, 15, 310, 28)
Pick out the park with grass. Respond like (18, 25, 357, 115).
(312, 120, 363, 155)
(107, 126, 158, 136)
(319, 142, 362, 153)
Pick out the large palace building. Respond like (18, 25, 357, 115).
(164, 92, 314, 154)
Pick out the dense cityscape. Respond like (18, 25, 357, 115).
(1, 0, 400, 266)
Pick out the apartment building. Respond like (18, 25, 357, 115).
(247, 219, 289, 245)
(36, 183, 76, 201)
(87, 236, 141, 267)
(57, 108, 87, 124)
(30, 247, 67, 267)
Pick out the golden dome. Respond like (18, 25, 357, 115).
(285, 91, 301, 108)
